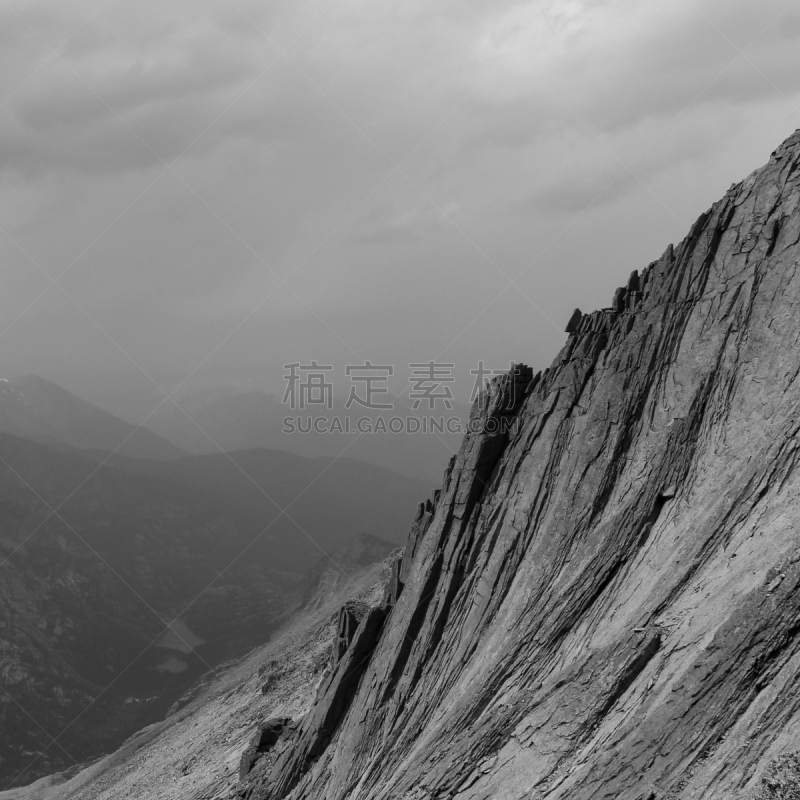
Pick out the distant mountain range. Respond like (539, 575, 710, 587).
(0, 376, 464, 483)
(0, 377, 429, 787)
(144, 387, 466, 484)
(98, 446, 432, 572)
(0, 377, 185, 461)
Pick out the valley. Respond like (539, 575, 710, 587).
(0, 392, 424, 787)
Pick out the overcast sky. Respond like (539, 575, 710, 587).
(1, 0, 799, 421)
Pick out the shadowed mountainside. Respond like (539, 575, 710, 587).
(0, 433, 288, 786)
(0, 430, 424, 788)
(100, 448, 431, 572)
(0, 550, 397, 800)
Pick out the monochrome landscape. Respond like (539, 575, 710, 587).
(3, 2, 800, 799)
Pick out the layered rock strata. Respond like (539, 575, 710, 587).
(245, 130, 800, 800)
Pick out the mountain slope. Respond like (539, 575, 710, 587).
(299, 532, 400, 610)
(244, 131, 800, 800)
(0, 548, 396, 800)
(0, 433, 289, 787)
(0, 376, 185, 461)
(0, 433, 423, 787)
(101, 449, 431, 572)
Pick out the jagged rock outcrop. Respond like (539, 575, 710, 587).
(245, 130, 800, 800)
(239, 718, 293, 782)
(330, 600, 372, 667)
(300, 532, 401, 610)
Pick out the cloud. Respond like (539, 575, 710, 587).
(1, 0, 799, 425)
(0, 0, 270, 173)
(2, 0, 796, 180)
(517, 112, 734, 214)
(348, 200, 464, 244)
(454, 0, 800, 151)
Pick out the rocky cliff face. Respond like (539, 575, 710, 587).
(242, 130, 800, 800)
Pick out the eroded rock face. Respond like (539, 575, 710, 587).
(330, 600, 372, 668)
(239, 718, 292, 782)
(249, 130, 800, 800)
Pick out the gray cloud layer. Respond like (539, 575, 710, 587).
(0, 0, 798, 420)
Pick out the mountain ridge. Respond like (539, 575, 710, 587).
(144, 389, 466, 484)
(96, 446, 430, 571)
(0, 376, 186, 461)
(239, 129, 800, 800)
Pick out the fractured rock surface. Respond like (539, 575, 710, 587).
(248, 130, 800, 800)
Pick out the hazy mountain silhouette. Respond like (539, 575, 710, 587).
(0, 376, 185, 461)
(144, 389, 466, 483)
(100, 447, 432, 572)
